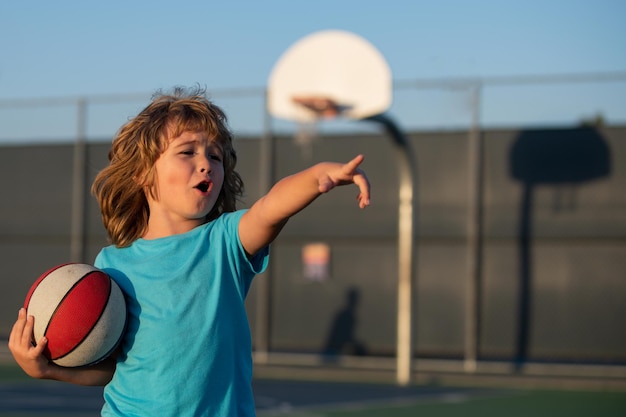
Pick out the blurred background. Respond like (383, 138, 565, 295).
(1, 0, 625, 389)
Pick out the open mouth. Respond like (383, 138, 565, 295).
(195, 181, 211, 193)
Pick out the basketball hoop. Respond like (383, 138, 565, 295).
(266, 30, 418, 387)
(267, 30, 392, 160)
(292, 96, 344, 119)
(291, 96, 344, 159)
(267, 30, 392, 122)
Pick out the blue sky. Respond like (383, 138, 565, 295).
(1, 0, 625, 141)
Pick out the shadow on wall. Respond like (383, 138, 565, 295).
(322, 287, 368, 359)
(509, 127, 611, 368)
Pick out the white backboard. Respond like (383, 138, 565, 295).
(268, 30, 392, 122)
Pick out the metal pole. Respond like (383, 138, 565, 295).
(70, 98, 87, 263)
(464, 83, 483, 372)
(364, 114, 416, 386)
(396, 144, 415, 386)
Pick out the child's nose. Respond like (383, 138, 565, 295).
(199, 159, 212, 174)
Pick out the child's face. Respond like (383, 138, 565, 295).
(146, 130, 224, 233)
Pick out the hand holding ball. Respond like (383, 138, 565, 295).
(24, 263, 127, 367)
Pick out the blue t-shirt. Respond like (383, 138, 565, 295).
(94, 210, 269, 417)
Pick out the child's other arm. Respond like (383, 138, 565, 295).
(8, 308, 116, 386)
(239, 154, 370, 256)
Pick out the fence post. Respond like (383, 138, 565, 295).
(464, 82, 484, 373)
(70, 98, 87, 263)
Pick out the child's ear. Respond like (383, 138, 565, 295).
(134, 170, 159, 200)
(132, 168, 151, 187)
(132, 174, 145, 186)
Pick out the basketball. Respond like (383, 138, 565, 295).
(23, 263, 127, 367)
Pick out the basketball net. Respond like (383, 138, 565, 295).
(292, 96, 342, 160)
(294, 119, 318, 160)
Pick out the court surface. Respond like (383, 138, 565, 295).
(1, 373, 625, 417)
(0, 377, 491, 416)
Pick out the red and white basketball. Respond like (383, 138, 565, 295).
(24, 263, 127, 367)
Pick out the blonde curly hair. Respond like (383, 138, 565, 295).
(92, 86, 244, 247)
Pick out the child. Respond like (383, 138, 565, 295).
(8, 86, 370, 416)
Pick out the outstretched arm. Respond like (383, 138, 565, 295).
(239, 154, 370, 256)
(8, 308, 116, 386)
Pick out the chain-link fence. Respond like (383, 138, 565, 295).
(1, 72, 625, 145)
(1, 72, 625, 384)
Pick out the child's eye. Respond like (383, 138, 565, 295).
(180, 150, 195, 156)
(209, 154, 222, 162)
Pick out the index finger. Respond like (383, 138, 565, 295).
(10, 308, 27, 337)
(9, 308, 30, 348)
(343, 154, 365, 174)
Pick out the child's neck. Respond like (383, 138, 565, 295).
(142, 217, 204, 240)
